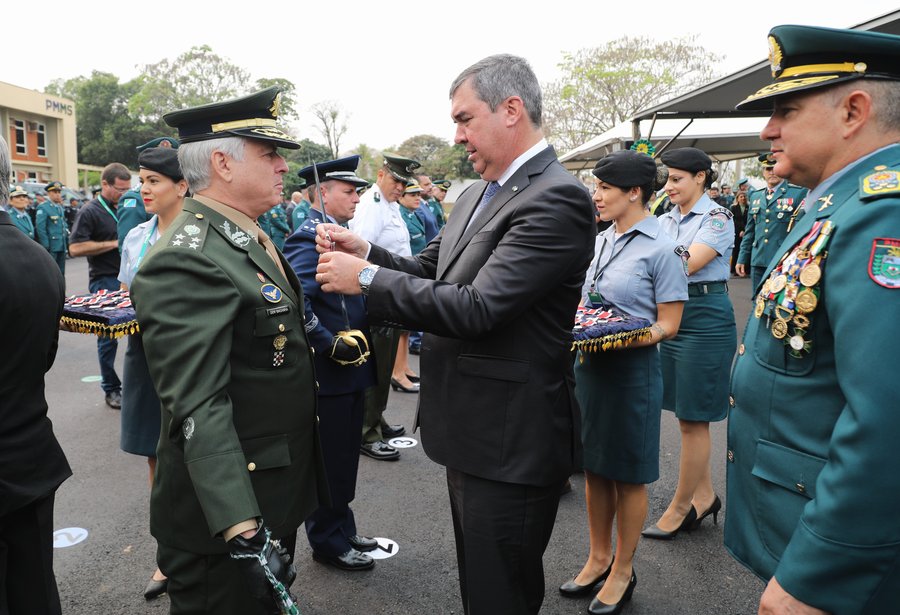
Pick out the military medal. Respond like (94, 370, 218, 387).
(789, 335, 805, 351)
(799, 262, 822, 287)
(770, 274, 787, 294)
(771, 318, 789, 339)
(273, 334, 287, 350)
(792, 313, 810, 329)
(754, 297, 766, 318)
(795, 289, 818, 314)
(761, 278, 772, 297)
(257, 272, 266, 283)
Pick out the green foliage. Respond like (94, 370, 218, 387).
(543, 36, 722, 154)
(394, 135, 478, 180)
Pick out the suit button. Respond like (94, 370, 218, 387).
(796, 482, 806, 494)
(279, 324, 285, 332)
(764, 239, 769, 243)
(247, 462, 257, 471)
(764, 229, 769, 233)
(738, 344, 745, 355)
(727, 449, 734, 462)
(729, 395, 735, 407)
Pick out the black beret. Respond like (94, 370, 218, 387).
(660, 147, 712, 173)
(136, 137, 179, 152)
(592, 150, 658, 188)
(138, 147, 183, 182)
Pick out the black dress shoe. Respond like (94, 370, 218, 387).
(360, 441, 400, 460)
(381, 424, 406, 438)
(559, 558, 613, 597)
(105, 390, 122, 409)
(390, 377, 419, 393)
(588, 571, 636, 615)
(313, 548, 375, 571)
(405, 374, 420, 383)
(641, 506, 698, 540)
(143, 577, 168, 600)
(348, 535, 378, 552)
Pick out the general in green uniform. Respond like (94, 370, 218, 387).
(735, 153, 808, 290)
(726, 25, 900, 614)
(131, 87, 328, 615)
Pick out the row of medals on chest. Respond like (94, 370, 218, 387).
(754, 220, 834, 357)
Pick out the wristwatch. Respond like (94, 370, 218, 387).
(357, 264, 381, 295)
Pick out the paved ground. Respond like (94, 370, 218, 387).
(48, 256, 762, 614)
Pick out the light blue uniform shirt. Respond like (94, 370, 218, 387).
(581, 215, 688, 322)
(659, 193, 734, 283)
(118, 216, 160, 288)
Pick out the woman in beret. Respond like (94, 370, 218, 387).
(117, 147, 187, 600)
(642, 147, 736, 541)
(561, 150, 687, 614)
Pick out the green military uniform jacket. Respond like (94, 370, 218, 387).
(726, 145, 900, 613)
(400, 206, 427, 254)
(291, 200, 311, 231)
(117, 189, 150, 252)
(424, 197, 446, 230)
(737, 181, 808, 268)
(7, 207, 35, 239)
(260, 204, 291, 250)
(35, 201, 68, 252)
(131, 197, 328, 554)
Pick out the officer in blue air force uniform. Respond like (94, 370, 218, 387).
(283, 155, 382, 572)
(726, 25, 900, 614)
(735, 153, 808, 290)
(35, 181, 69, 272)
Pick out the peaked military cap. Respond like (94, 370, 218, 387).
(139, 147, 183, 182)
(592, 150, 658, 188)
(382, 153, 420, 182)
(298, 155, 368, 188)
(758, 152, 777, 167)
(433, 179, 451, 191)
(45, 180, 63, 192)
(737, 178, 749, 187)
(738, 25, 900, 110)
(404, 182, 423, 194)
(9, 186, 28, 198)
(136, 137, 179, 152)
(163, 87, 300, 149)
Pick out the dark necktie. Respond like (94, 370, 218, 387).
(466, 181, 500, 231)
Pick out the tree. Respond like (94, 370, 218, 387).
(281, 139, 334, 195)
(396, 134, 448, 166)
(543, 36, 722, 154)
(311, 101, 348, 159)
(255, 77, 300, 123)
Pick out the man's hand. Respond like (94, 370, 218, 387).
(315, 223, 369, 258)
(735, 263, 747, 277)
(759, 577, 829, 615)
(228, 525, 298, 613)
(316, 252, 369, 295)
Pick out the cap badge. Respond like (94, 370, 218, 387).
(270, 92, 282, 118)
(768, 35, 784, 78)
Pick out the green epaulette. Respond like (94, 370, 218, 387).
(167, 213, 210, 251)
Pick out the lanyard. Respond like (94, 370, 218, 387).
(589, 232, 638, 290)
(132, 217, 159, 274)
(97, 196, 119, 222)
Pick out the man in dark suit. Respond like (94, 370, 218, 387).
(315, 54, 595, 614)
(283, 156, 380, 572)
(0, 136, 72, 615)
(130, 88, 328, 614)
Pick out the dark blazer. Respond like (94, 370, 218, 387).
(283, 208, 377, 397)
(365, 146, 595, 486)
(0, 210, 71, 516)
(131, 198, 328, 554)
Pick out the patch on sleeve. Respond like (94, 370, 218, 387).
(674, 245, 690, 276)
(860, 166, 900, 200)
(121, 198, 137, 209)
(869, 238, 900, 288)
(707, 207, 732, 231)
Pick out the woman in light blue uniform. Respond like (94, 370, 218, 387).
(561, 151, 687, 615)
(643, 147, 736, 541)
(117, 147, 187, 600)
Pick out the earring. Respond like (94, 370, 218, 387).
(629, 197, 637, 202)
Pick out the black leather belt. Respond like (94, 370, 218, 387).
(688, 281, 728, 296)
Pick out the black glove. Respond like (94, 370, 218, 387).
(329, 329, 370, 366)
(228, 525, 298, 614)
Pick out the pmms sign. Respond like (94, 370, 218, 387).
(46, 99, 74, 116)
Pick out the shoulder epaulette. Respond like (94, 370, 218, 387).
(168, 214, 210, 251)
(860, 165, 900, 201)
(708, 206, 734, 219)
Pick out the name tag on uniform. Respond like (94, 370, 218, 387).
(266, 305, 290, 317)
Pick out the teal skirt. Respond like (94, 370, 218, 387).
(574, 345, 661, 484)
(659, 292, 736, 422)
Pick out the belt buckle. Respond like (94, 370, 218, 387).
(702, 283, 709, 295)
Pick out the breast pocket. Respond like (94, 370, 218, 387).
(250, 306, 299, 370)
(601, 262, 646, 309)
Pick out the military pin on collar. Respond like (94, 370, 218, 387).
(817, 194, 833, 212)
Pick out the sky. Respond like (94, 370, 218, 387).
(6, 1, 898, 153)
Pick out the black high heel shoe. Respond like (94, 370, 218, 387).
(405, 373, 420, 383)
(640, 506, 697, 540)
(692, 495, 722, 529)
(588, 570, 636, 615)
(390, 377, 419, 393)
(559, 558, 614, 597)
(143, 576, 168, 600)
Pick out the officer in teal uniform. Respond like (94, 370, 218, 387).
(290, 180, 312, 231)
(429, 178, 450, 228)
(726, 25, 900, 615)
(35, 181, 69, 272)
(6, 186, 35, 238)
(399, 183, 427, 254)
(117, 137, 179, 251)
(735, 153, 808, 291)
(260, 202, 291, 250)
